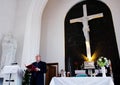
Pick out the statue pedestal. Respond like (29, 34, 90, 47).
(84, 61, 95, 69)
(84, 61, 95, 77)
(0, 65, 23, 85)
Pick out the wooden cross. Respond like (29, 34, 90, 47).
(70, 4, 104, 60)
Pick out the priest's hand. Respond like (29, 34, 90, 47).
(35, 67, 40, 71)
(27, 69, 32, 72)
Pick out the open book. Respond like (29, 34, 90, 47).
(26, 64, 37, 71)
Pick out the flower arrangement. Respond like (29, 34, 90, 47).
(97, 56, 108, 67)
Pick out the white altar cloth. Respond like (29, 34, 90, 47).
(50, 77, 114, 85)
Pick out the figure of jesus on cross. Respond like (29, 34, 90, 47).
(70, 4, 104, 61)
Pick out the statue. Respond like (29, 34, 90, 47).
(0, 33, 17, 69)
(70, 4, 103, 60)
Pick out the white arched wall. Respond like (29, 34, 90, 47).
(40, 0, 120, 71)
(41, 0, 81, 71)
(16, 0, 120, 70)
(0, 0, 119, 70)
(19, 0, 48, 68)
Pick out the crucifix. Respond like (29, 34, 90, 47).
(70, 4, 104, 61)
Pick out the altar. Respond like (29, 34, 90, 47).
(50, 77, 114, 85)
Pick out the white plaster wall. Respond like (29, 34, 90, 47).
(14, 0, 34, 66)
(41, 0, 120, 72)
(0, 0, 17, 61)
(41, 0, 82, 71)
(0, 0, 17, 34)
(17, 0, 48, 69)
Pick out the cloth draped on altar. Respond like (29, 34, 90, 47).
(50, 77, 114, 85)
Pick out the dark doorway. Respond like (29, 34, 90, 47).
(46, 63, 58, 85)
(65, 0, 120, 85)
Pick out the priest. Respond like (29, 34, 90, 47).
(28, 55, 47, 85)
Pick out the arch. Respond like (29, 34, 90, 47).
(21, 0, 48, 68)
(40, 0, 81, 71)
(19, 1, 120, 83)
(65, 0, 120, 84)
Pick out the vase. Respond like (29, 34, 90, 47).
(101, 66, 106, 77)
